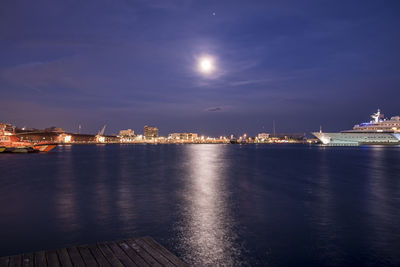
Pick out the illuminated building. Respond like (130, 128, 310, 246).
(168, 133, 198, 140)
(119, 129, 135, 136)
(58, 133, 72, 143)
(144, 125, 159, 140)
(257, 133, 270, 140)
(119, 129, 135, 142)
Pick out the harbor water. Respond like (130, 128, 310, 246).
(0, 144, 399, 266)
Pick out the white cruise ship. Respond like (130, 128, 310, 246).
(312, 109, 400, 145)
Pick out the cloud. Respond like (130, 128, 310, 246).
(206, 107, 222, 112)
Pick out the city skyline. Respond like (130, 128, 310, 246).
(1, 0, 399, 136)
(1, 121, 294, 138)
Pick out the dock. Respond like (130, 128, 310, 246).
(0, 236, 187, 267)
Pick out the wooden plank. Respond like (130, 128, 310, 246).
(97, 243, 125, 267)
(22, 254, 34, 267)
(78, 245, 98, 266)
(46, 250, 60, 267)
(66, 247, 85, 267)
(0, 237, 186, 267)
(117, 241, 150, 267)
(34, 251, 47, 267)
(87, 244, 112, 267)
(56, 248, 73, 267)
(0, 257, 10, 267)
(133, 238, 174, 267)
(107, 241, 138, 267)
(123, 239, 163, 267)
(8, 254, 22, 267)
(142, 237, 187, 267)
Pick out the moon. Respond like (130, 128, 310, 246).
(198, 57, 215, 74)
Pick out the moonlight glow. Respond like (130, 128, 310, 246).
(198, 57, 215, 74)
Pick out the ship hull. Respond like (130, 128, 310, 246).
(4, 147, 39, 153)
(33, 144, 57, 152)
(2, 144, 56, 153)
(312, 132, 400, 145)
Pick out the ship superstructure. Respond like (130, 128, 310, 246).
(312, 109, 400, 145)
(0, 123, 57, 152)
(348, 109, 400, 133)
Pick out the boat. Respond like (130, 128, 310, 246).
(0, 128, 57, 153)
(312, 109, 400, 145)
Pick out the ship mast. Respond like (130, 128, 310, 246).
(371, 109, 381, 123)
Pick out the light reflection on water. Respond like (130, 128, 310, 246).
(116, 150, 137, 231)
(93, 145, 113, 227)
(367, 146, 400, 264)
(313, 147, 338, 265)
(0, 144, 400, 266)
(176, 145, 241, 266)
(55, 145, 79, 233)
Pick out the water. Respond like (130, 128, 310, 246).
(0, 144, 400, 266)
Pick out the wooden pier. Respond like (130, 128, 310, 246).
(0, 236, 187, 267)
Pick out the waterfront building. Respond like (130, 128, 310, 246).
(135, 134, 144, 140)
(18, 132, 60, 143)
(104, 135, 120, 143)
(119, 129, 135, 142)
(168, 133, 198, 141)
(59, 133, 72, 143)
(119, 129, 135, 136)
(274, 133, 305, 142)
(144, 126, 159, 139)
(257, 133, 270, 140)
(70, 134, 96, 143)
(94, 134, 119, 143)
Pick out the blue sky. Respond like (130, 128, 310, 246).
(1, 0, 399, 135)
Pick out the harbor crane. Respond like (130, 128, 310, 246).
(98, 125, 107, 136)
(96, 125, 107, 143)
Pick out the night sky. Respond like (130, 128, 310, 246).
(1, 0, 399, 136)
